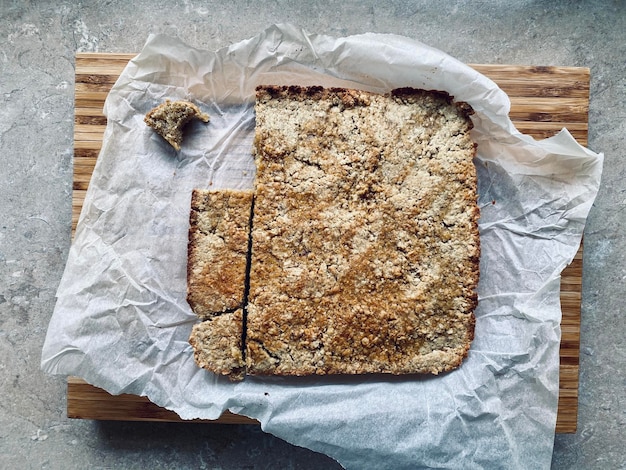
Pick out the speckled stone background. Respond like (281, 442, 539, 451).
(1, 1, 624, 468)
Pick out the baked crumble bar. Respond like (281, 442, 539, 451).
(187, 189, 253, 320)
(246, 85, 479, 376)
(189, 309, 245, 381)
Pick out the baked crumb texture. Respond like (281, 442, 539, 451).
(189, 309, 246, 381)
(187, 189, 253, 320)
(187, 189, 252, 381)
(246, 85, 479, 377)
(144, 100, 209, 150)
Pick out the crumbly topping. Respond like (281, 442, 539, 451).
(189, 310, 245, 381)
(186, 189, 253, 320)
(246, 85, 479, 376)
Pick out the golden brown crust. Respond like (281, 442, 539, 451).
(246, 85, 479, 376)
(186, 189, 253, 320)
(189, 309, 245, 381)
(144, 100, 209, 150)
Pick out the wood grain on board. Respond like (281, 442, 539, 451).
(69, 53, 588, 433)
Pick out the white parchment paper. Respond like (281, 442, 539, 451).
(42, 25, 603, 469)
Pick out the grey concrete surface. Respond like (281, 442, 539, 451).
(1, 1, 623, 468)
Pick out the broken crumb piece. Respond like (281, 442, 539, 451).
(144, 100, 209, 150)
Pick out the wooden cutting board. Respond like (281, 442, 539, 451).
(69, 53, 588, 433)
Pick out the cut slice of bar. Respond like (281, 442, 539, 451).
(186, 189, 253, 320)
(189, 309, 245, 381)
(246, 85, 479, 376)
